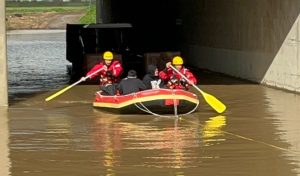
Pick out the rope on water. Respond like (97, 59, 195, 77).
(182, 114, 300, 155)
(132, 91, 199, 118)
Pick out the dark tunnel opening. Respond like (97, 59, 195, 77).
(111, 0, 181, 52)
(66, 0, 300, 90)
(66, 0, 185, 81)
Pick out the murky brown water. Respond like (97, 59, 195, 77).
(1, 31, 300, 176)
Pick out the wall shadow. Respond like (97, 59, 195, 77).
(179, 0, 300, 86)
(110, 0, 300, 86)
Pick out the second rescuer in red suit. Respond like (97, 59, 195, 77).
(159, 56, 197, 90)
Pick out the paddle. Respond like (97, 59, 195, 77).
(45, 68, 104, 102)
(170, 65, 226, 113)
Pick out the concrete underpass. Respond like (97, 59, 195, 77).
(99, 0, 300, 92)
(1, 1, 300, 175)
(1, 1, 300, 104)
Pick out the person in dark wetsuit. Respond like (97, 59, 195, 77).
(117, 70, 146, 95)
(142, 64, 164, 89)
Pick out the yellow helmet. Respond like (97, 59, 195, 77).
(172, 56, 183, 65)
(103, 51, 113, 60)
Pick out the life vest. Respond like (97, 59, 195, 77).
(86, 60, 123, 86)
(166, 76, 181, 89)
(159, 67, 196, 90)
(98, 61, 123, 86)
(99, 71, 114, 86)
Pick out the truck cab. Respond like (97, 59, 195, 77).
(66, 23, 145, 81)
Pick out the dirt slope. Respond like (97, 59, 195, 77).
(6, 12, 84, 30)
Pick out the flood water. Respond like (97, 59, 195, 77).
(1, 30, 300, 176)
(7, 30, 69, 98)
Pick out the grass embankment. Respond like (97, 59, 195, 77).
(79, 5, 96, 24)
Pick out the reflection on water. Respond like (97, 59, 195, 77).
(7, 30, 69, 99)
(202, 116, 226, 146)
(0, 108, 11, 176)
(264, 88, 300, 173)
(82, 112, 228, 170)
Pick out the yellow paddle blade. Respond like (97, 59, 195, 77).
(45, 85, 73, 102)
(169, 65, 227, 113)
(201, 91, 226, 113)
(45, 76, 85, 102)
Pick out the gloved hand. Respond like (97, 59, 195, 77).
(184, 83, 189, 88)
(102, 65, 108, 71)
(80, 77, 87, 81)
(166, 62, 172, 68)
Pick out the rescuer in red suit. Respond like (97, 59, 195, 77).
(82, 51, 123, 95)
(159, 56, 197, 90)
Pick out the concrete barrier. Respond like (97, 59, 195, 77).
(0, 0, 8, 106)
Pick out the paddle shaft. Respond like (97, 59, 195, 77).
(170, 65, 226, 113)
(45, 67, 104, 101)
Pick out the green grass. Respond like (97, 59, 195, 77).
(6, 6, 87, 14)
(79, 5, 96, 24)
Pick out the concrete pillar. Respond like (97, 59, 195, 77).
(96, 0, 102, 23)
(0, 0, 8, 106)
(96, 0, 111, 23)
(102, 0, 111, 23)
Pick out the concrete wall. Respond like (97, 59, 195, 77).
(0, 0, 8, 106)
(96, 0, 112, 23)
(180, 0, 300, 92)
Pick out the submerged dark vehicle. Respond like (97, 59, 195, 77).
(66, 23, 146, 81)
(66, 23, 180, 82)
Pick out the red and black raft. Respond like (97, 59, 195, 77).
(93, 89, 199, 114)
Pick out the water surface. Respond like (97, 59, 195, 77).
(2, 30, 300, 176)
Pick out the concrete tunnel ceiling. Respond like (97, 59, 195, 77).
(104, 0, 300, 92)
